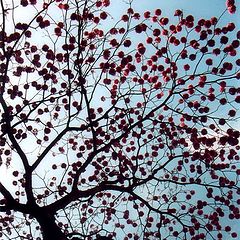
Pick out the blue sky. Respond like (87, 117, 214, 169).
(109, 0, 239, 20)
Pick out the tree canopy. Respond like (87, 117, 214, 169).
(0, 0, 239, 239)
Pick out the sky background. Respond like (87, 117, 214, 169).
(109, 0, 239, 21)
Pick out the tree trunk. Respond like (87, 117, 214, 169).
(35, 213, 68, 240)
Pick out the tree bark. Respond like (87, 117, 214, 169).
(35, 213, 68, 240)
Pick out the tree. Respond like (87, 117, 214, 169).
(0, 0, 239, 239)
